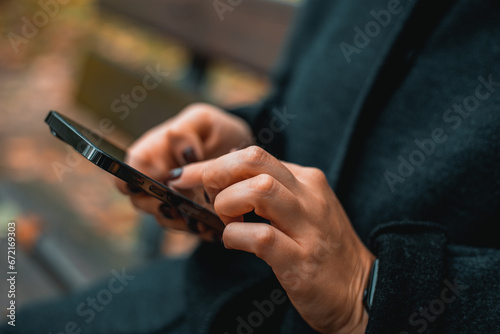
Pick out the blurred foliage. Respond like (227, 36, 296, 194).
(0, 0, 95, 68)
(0, 0, 297, 264)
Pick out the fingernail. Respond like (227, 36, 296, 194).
(203, 190, 210, 204)
(159, 203, 174, 220)
(166, 168, 183, 181)
(127, 184, 142, 194)
(182, 147, 198, 164)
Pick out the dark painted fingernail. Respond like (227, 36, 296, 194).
(186, 218, 200, 234)
(182, 147, 198, 164)
(127, 184, 142, 194)
(166, 168, 183, 181)
(159, 203, 174, 220)
(203, 190, 210, 204)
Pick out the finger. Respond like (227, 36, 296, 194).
(166, 126, 204, 166)
(214, 174, 301, 233)
(281, 163, 330, 191)
(130, 192, 162, 215)
(116, 154, 165, 195)
(127, 146, 172, 179)
(203, 146, 298, 201)
(169, 151, 298, 192)
(156, 202, 220, 240)
(168, 160, 213, 189)
(116, 144, 197, 196)
(116, 178, 131, 195)
(280, 161, 303, 175)
(129, 193, 182, 227)
(223, 222, 302, 275)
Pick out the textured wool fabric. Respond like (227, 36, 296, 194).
(2, 0, 499, 333)
(225, 0, 500, 332)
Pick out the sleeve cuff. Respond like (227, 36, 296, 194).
(365, 221, 448, 334)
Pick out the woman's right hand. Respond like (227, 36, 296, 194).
(115, 103, 254, 238)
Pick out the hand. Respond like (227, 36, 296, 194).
(116, 103, 254, 240)
(170, 146, 375, 333)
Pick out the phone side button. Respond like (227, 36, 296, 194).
(134, 178, 144, 186)
(149, 185, 165, 197)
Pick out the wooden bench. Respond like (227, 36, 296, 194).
(76, 0, 296, 138)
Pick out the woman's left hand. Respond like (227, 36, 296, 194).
(170, 146, 375, 334)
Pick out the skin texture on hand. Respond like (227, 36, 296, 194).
(170, 146, 375, 333)
(116, 104, 374, 332)
(115, 103, 254, 240)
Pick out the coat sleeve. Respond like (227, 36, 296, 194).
(226, 103, 287, 159)
(365, 221, 500, 333)
(277, 220, 500, 334)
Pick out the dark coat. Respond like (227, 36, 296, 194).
(4, 0, 498, 333)
(192, 0, 500, 333)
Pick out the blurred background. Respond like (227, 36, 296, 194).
(0, 0, 300, 312)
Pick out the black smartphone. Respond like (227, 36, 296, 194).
(45, 111, 224, 234)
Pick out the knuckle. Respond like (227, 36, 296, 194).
(307, 167, 327, 183)
(254, 226, 276, 253)
(201, 164, 213, 187)
(183, 103, 213, 118)
(251, 174, 276, 196)
(165, 126, 184, 142)
(201, 163, 223, 194)
(300, 167, 329, 190)
(240, 146, 267, 165)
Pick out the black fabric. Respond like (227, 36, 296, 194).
(2, 0, 499, 333)
(2, 257, 189, 334)
(225, 0, 500, 332)
(366, 222, 448, 333)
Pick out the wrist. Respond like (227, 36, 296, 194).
(321, 249, 375, 334)
(345, 250, 376, 334)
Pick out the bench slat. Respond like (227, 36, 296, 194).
(76, 53, 197, 138)
(98, 0, 295, 73)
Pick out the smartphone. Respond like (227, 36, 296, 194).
(45, 111, 224, 234)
